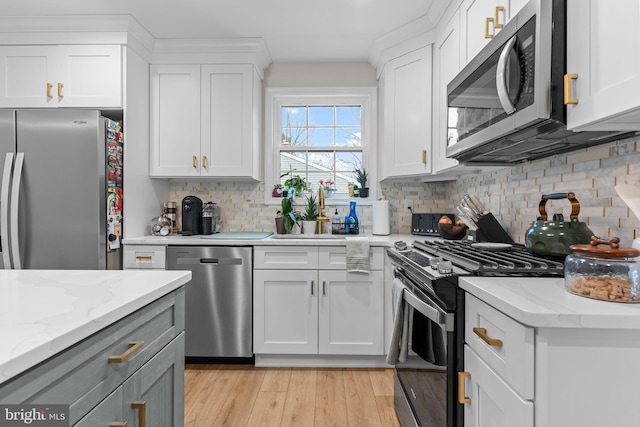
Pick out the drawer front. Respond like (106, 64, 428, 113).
(318, 246, 384, 270)
(124, 245, 166, 269)
(465, 294, 534, 399)
(254, 246, 319, 269)
(0, 288, 185, 425)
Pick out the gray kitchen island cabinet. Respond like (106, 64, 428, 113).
(0, 288, 186, 427)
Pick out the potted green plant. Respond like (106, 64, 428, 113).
(276, 197, 301, 234)
(354, 167, 369, 198)
(301, 194, 318, 235)
(272, 183, 283, 198)
(281, 171, 308, 197)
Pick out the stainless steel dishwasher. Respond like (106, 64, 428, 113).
(167, 246, 253, 361)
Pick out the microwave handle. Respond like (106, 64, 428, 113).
(496, 35, 517, 115)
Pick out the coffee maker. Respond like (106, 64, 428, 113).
(181, 195, 202, 235)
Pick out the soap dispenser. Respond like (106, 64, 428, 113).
(332, 209, 341, 233)
(346, 201, 359, 234)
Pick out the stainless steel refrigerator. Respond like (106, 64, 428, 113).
(0, 109, 123, 270)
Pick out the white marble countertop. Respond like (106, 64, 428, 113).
(461, 276, 640, 329)
(0, 269, 191, 385)
(123, 233, 422, 247)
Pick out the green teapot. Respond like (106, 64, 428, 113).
(524, 192, 594, 258)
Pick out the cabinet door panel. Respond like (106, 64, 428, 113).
(318, 270, 384, 355)
(123, 333, 185, 427)
(253, 270, 318, 354)
(201, 64, 254, 178)
(150, 65, 201, 177)
(463, 346, 533, 427)
(567, 0, 640, 130)
(0, 46, 56, 107)
(57, 45, 122, 108)
(460, 0, 494, 64)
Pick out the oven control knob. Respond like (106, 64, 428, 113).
(437, 260, 453, 274)
(430, 257, 443, 270)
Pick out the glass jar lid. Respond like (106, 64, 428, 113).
(569, 236, 640, 259)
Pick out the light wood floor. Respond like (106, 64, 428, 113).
(184, 364, 402, 427)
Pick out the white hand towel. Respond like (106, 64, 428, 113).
(386, 278, 409, 365)
(346, 236, 370, 273)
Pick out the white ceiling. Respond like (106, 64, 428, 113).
(0, 0, 445, 63)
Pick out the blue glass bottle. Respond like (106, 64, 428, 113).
(347, 201, 359, 234)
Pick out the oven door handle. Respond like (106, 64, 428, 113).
(402, 290, 453, 331)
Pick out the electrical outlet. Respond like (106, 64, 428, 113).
(403, 200, 412, 211)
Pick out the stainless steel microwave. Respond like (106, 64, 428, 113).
(446, 0, 632, 164)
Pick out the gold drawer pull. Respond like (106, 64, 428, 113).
(494, 6, 505, 29)
(473, 327, 503, 347)
(458, 372, 471, 404)
(202, 155, 207, 168)
(311, 280, 315, 295)
(564, 73, 579, 105)
(192, 155, 197, 168)
(421, 149, 427, 165)
(46, 83, 53, 98)
(57, 82, 64, 98)
(131, 401, 146, 427)
(485, 17, 494, 39)
(108, 341, 144, 363)
(110, 423, 127, 427)
(136, 255, 152, 260)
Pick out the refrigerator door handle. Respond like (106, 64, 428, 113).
(1, 153, 13, 269)
(9, 153, 24, 269)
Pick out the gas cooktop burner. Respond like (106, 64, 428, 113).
(413, 239, 565, 276)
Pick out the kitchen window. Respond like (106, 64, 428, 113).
(265, 87, 377, 203)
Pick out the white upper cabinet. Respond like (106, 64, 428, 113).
(566, 0, 640, 131)
(379, 45, 433, 180)
(0, 45, 122, 108)
(150, 63, 263, 180)
(460, 0, 527, 65)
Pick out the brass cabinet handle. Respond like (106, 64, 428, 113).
(564, 73, 579, 105)
(494, 6, 505, 29)
(192, 155, 197, 168)
(458, 372, 471, 404)
(485, 17, 494, 39)
(131, 402, 146, 427)
(322, 281, 326, 295)
(110, 423, 127, 427)
(57, 82, 64, 98)
(311, 280, 314, 295)
(421, 149, 427, 165)
(473, 327, 503, 347)
(46, 83, 53, 98)
(202, 155, 207, 168)
(135, 255, 152, 260)
(108, 341, 144, 363)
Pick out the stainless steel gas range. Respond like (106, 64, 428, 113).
(387, 239, 564, 427)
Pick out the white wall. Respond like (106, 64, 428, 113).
(264, 62, 377, 87)
(123, 46, 169, 238)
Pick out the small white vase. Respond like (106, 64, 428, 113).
(302, 220, 317, 235)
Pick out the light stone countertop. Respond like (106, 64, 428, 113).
(123, 233, 422, 247)
(461, 276, 640, 329)
(0, 269, 191, 385)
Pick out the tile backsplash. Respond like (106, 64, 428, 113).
(168, 136, 639, 247)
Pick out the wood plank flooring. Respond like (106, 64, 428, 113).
(184, 365, 401, 427)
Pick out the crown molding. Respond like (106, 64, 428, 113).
(151, 38, 272, 79)
(0, 15, 155, 61)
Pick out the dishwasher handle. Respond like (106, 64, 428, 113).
(176, 257, 243, 266)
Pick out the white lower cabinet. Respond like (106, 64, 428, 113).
(253, 246, 384, 356)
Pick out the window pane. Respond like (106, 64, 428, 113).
(280, 151, 308, 185)
(336, 152, 362, 173)
(282, 106, 307, 127)
(336, 128, 361, 147)
(308, 151, 334, 171)
(308, 128, 334, 146)
(282, 127, 307, 146)
(336, 106, 361, 126)
(309, 107, 334, 126)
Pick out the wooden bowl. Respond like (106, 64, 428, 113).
(437, 222, 468, 240)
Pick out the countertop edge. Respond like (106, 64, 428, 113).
(0, 270, 191, 386)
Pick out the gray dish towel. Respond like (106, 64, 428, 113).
(386, 278, 409, 365)
(346, 236, 370, 273)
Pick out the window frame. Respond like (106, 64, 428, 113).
(264, 86, 378, 206)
